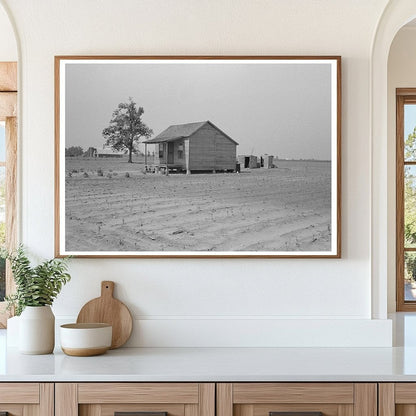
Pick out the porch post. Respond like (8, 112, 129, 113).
(185, 139, 191, 175)
(144, 143, 148, 171)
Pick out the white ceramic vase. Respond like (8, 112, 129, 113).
(6, 315, 20, 347)
(19, 306, 55, 354)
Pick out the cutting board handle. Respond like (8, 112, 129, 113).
(101, 281, 115, 298)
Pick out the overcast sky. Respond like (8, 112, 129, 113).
(65, 61, 332, 159)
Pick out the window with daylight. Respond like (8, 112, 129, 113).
(0, 62, 17, 326)
(0, 122, 6, 300)
(396, 89, 416, 311)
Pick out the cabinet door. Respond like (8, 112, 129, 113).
(217, 383, 376, 416)
(379, 383, 416, 416)
(55, 383, 215, 416)
(0, 383, 53, 416)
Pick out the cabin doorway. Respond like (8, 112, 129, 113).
(168, 142, 174, 164)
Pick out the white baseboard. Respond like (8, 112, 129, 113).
(54, 317, 392, 348)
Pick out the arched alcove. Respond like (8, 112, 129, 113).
(371, 0, 416, 319)
(0, 1, 17, 61)
(386, 20, 416, 314)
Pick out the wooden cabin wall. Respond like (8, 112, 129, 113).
(189, 124, 236, 171)
(215, 139, 236, 170)
(173, 140, 186, 168)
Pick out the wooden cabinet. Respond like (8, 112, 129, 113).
(55, 383, 215, 416)
(217, 383, 377, 416)
(0, 383, 53, 415)
(1, 380, 413, 416)
(379, 383, 416, 416)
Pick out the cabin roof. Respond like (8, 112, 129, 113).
(144, 120, 238, 145)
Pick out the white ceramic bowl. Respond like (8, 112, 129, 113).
(60, 323, 112, 356)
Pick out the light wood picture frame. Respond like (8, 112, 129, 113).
(55, 56, 341, 258)
(396, 88, 416, 311)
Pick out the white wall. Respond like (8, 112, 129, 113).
(0, 0, 393, 347)
(0, 3, 16, 61)
(387, 26, 416, 312)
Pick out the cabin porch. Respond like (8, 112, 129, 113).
(144, 139, 189, 174)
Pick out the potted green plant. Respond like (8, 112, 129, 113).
(4, 246, 71, 354)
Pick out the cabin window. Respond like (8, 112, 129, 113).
(177, 143, 184, 159)
(159, 143, 164, 158)
(396, 89, 416, 311)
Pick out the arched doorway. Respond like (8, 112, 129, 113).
(371, 1, 416, 319)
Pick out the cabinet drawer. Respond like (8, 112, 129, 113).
(217, 383, 376, 416)
(0, 383, 39, 403)
(78, 383, 200, 404)
(56, 383, 215, 416)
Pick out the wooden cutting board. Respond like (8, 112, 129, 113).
(76, 281, 133, 349)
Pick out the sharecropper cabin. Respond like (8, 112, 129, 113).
(143, 120, 238, 174)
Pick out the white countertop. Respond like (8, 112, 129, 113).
(2, 345, 416, 382)
(2, 313, 416, 382)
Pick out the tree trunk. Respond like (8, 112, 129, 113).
(128, 136, 133, 163)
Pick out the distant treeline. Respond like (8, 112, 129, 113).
(65, 146, 84, 157)
(276, 158, 330, 162)
(65, 146, 148, 158)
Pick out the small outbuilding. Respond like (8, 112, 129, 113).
(96, 146, 125, 158)
(261, 154, 274, 169)
(84, 147, 97, 158)
(238, 155, 258, 169)
(143, 120, 238, 173)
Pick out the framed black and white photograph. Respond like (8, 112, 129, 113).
(55, 56, 341, 258)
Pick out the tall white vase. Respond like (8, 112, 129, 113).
(6, 315, 20, 347)
(19, 306, 55, 354)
